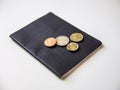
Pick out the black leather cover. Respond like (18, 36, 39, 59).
(10, 12, 102, 78)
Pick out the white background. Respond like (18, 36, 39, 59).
(0, 0, 120, 90)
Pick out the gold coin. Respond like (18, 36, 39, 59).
(44, 37, 57, 47)
(66, 42, 79, 51)
(70, 33, 83, 42)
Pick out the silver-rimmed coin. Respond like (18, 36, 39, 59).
(56, 36, 69, 46)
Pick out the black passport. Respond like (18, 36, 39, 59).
(10, 12, 102, 78)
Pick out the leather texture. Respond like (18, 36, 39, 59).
(10, 12, 102, 78)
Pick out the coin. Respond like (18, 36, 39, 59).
(66, 42, 79, 51)
(70, 33, 83, 42)
(44, 37, 57, 47)
(56, 36, 69, 46)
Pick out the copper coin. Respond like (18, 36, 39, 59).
(44, 37, 57, 47)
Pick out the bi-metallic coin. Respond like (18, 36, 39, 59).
(56, 36, 69, 46)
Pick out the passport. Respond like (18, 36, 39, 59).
(10, 12, 102, 79)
